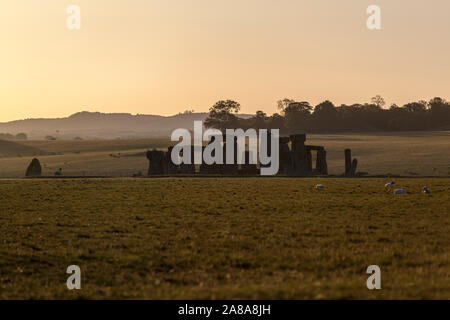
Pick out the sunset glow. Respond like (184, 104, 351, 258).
(1, 0, 449, 121)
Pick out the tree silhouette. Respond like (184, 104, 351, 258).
(204, 97, 450, 133)
(277, 98, 295, 112)
(371, 95, 386, 108)
(313, 100, 338, 131)
(204, 100, 241, 132)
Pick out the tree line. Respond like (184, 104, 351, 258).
(204, 96, 450, 133)
(0, 132, 28, 140)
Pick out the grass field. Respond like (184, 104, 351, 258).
(0, 131, 449, 178)
(0, 177, 448, 299)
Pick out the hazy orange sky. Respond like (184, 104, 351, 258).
(0, 0, 449, 122)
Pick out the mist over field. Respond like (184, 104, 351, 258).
(0, 131, 449, 178)
(0, 112, 211, 140)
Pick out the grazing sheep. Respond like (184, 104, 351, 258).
(315, 184, 325, 190)
(422, 187, 432, 194)
(385, 181, 396, 187)
(394, 188, 406, 195)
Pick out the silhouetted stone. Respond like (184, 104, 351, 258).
(344, 149, 358, 177)
(223, 136, 238, 175)
(316, 149, 328, 175)
(279, 137, 292, 175)
(306, 145, 324, 151)
(290, 134, 308, 176)
(351, 158, 358, 176)
(205, 137, 224, 174)
(180, 146, 196, 174)
(322, 151, 328, 175)
(306, 149, 313, 172)
(166, 146, 179, 174)
(146, 149, 166, 175)
(199, 146, 209, 174)
(26, 158, 42, 177)
(199, 144, 222, 174)
(240, 151, 259, 175)
(345, 149, 352, 176)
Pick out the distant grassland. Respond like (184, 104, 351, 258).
(0, 178, 449, 299)
(0, 131, 449, 177)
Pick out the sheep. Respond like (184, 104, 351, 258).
(394, 188, 406, 195)
(315, 184, 325, 190)
(422, 187, 432, 194)
(385, 181, 396, 187)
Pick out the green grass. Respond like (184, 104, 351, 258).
(0, 177, 448, 299)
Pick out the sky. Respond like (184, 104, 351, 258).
(0, 0, 449, 122)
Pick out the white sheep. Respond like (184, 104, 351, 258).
(315, 184, 325, 190)
(385, 181, 396, 187)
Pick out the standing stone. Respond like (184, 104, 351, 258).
(208, 136, 223, 174)
(162, 152, 168, 174)
(180, 146, 196, 174)
(290, 134, 308, 176)
(306, 148, 313, 173)
(279, 137, 292, 175)
(240, 151, 259, 175)
(351, 158, 358, 176)
(166, 146, 179, 174)
(199, 146, 209, 174)
(223, 136, 238, 175)
(316, 149, 328, 175)
(200, 138, 223, 174)
(322, 150, 328, 175)
(345, 149, 352, 176)
(25, 158, 42, 177)
(215, 138, 227, 175)
(278, 137, 292, 174)
(146, 149, 166, 175)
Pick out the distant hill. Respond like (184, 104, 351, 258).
(0, 112, 253, 140)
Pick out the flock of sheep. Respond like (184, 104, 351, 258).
(315, 181, 432, 194)
(384, 181, 432, 194)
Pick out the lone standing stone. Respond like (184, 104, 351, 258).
(26, 158, 42, 177)
(345, 149, 352, 176)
